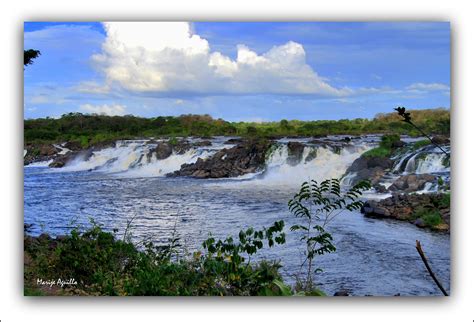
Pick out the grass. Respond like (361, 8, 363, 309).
(411, 207, 443, 229)
(362, 146, 392, 158)
(412, 139, 431, 150)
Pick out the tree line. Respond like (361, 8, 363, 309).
(24, 108, 450, 147)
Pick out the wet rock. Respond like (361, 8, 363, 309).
(172, 140, 192, 154)
(154, 142, 173, 159)
(361, 193, 450, 231)
(63, 141, 83, 151)
(334, 290, 350, 296)
(388, 174, 436, 193)
(24, 144, 60, 165)
(344, 155, 394, 185)
(193, 140, 212, 147)
(287, 142, 305, 166)
(49, 149, 93, 168)
(170, 139, 272, 179)
(224, 138, 244, 144)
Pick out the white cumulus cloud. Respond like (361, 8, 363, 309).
(90, 22, 348, 97)
(80, 103, 126, 116)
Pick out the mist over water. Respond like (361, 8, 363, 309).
(24, 136, 450, 295)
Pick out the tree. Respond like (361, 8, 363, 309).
(24, 49, 41, 67)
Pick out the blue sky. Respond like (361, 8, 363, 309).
(24, 22, 450, 121)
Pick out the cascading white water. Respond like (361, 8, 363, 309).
(415, 153, 449, 174)
(60, 140, 219, 177)
(253, 144, 371, 187)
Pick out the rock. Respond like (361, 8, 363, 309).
(414, 218, 426, 228)
(154, 142, 173, 159)
(170, 139, 272, 179)
(334, 290, 350, 296)
(24, 144, 60, 165)
(287, 142, 305, 166)
(91, 140, 116, 151)
(391, 140, 406, 149)
(63, 141, 83, 151)
(431, 136, 450, 145)
(172, 140, 192, 154)
(361, 193, 450, 231)
(193, 140, 212, 147)
(344, 155, 394, 186)
(49, 149, 94, 168)
(388, 174, 436, 193)
(224, 138, 244, 144)
(39, 145, 59, 156)
(373, 183, 388, 193)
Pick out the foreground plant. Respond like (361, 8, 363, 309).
(288, 178, 371, 292)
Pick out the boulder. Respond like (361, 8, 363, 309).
(63, 141, 83, 151)
(154, 142, 173, 159)
(224, 138, 244, 144)
(388, 174, 436, 193)
(344, 155, 394, 185)
(49, 149, 93, 168)
(193, 140, 212, 147)
(287, 142, 305, 166)
(170, 140, 272, 179)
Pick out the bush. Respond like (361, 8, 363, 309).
(24, 221, 291, 296)
(411, 207, 443, 228)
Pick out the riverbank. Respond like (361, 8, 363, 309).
(24, 222, 328, 296)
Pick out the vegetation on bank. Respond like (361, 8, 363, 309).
(362, 134, 403, 158)
(24, 179, 371, 296)
(24, 108, 450, 148)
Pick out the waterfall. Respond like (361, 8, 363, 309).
(59, 140, 219, 177)
(254, 144, 370, 187)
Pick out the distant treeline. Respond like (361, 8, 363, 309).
(24, 108, 450, 147)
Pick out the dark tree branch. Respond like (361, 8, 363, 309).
(394, 106, 450, 157)
(415, 240, 448, 296)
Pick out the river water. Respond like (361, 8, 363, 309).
(24, 136, 450, 296)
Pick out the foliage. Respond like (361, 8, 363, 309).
(24, 221, 292, 296)
(288, 178, 371, 291)
(411, 208, 443, 228)
(24, 49, 41, 66)
(362, 133, 401, 158)
(24, 109, 450, 147)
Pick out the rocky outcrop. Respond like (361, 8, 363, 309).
(154, 142, 173, 160)
(345, 155, 394, 185)
(169, 140, 272, 179)
(361, 193, 450, 232)
(286, 142, 305, 166)
(24, 144, 60, 165)
(388, 174, 436, 193)
(49, 149, 94, 168)
(192, 140, 212, 147)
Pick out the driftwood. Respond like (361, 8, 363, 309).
(415, 240, 448, 296)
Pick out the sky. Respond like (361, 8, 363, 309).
(23, 22, 450, 121)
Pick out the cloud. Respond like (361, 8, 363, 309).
(406, 82, 450, 92)
(80, 103, 126, 116)
(90, 22, 348, 97)
(75, 81, 111, 94)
